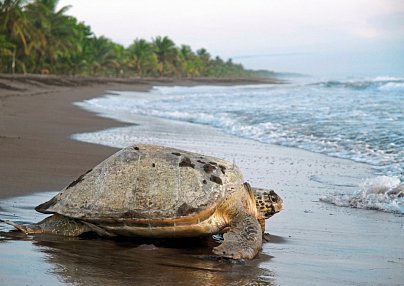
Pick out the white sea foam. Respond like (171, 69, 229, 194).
(73, 76, 404, 210)
(320, 176, 404, 214)
(373, 76, 404, 82)
(378, 82, 404, 91)
(74, 77, 403, 180)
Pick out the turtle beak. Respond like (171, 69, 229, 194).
(263, 190, 283, 218)
(270, 190, 283, 213)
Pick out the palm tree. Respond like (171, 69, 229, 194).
(178, 44, 199, 77)
(152, 36, 178, 76)
(127, 39, 157, 76)
(0, 0, 34, 73)
(0, 35, 14, 70)
(67, 22, 93, 75)
(0, 1, 254, 77)
(25, 0, 79, 73)
(196, 48, 210, 63)
(88, 36, 122, 76)
(196, 48, 211, 76)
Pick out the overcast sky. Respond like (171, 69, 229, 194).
(58, 0, 404, 77)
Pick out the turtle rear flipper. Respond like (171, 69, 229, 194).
(1, 214, 94, 236)
(1, 219, 42, 234)
(213, 213, 262, 260)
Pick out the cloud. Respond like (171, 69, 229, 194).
(58, 0, 404, 75)
(369, 12, 404, 39)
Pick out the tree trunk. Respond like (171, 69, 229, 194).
(11, 48, 16, 74)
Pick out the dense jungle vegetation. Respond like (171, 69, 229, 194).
(0, 0, 263, 78)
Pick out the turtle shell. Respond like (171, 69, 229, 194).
(36, 144, 245, 221)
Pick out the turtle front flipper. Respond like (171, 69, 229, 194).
(212, 213, 262, 260)
(1, 214, 93, 236)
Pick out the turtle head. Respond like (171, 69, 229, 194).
(252, 187, 283, 219)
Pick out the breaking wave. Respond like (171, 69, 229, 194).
(75, 76, 403, 180)
(74, 75, 404, 214)
(312, 76, 404, 91)
(320, 176, 404, 214)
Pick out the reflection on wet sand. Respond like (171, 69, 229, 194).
(0, 193, 275, 286)
(0, 188, 276, 286)
(2, 233, 274, 286)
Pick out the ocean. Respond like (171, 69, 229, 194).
(73, 76, 404, 214)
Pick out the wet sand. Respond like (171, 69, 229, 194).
(0, 75, 403, 286)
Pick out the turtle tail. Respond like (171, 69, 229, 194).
(1, 214, 93, 236)
(0, 219, 44, 234)
(1, 214, 117, 237)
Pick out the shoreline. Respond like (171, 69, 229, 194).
(0, 74, 279, 199)
(1, 75, 403, 285)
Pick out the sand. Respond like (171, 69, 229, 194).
(0, 74, 277, 198)
(0, 74, 403, 286)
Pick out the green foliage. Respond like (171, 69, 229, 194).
(127, 39, 157, 76)
(0, 0, 259, 77)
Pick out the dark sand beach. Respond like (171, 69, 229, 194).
(0, 74, 276, 199)
(0, 74, 403, 286)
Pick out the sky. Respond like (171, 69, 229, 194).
(58, 0, 404, 77)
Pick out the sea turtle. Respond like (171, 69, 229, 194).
(2, 144, 283, 259)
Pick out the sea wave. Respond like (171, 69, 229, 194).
(73, 77, 404, 214)
(76, 76, 404, 182)
(314, 77, 404, 90)
(312, 76, 404, 91)
(320, 176, 404, 214)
